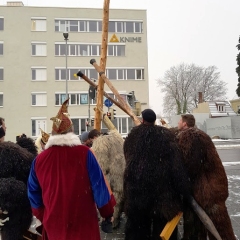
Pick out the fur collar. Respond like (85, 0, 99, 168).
(45, 133, 81, 149)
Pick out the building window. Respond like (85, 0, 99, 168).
(55, 68, 80, 81)
(136, 69, 144, 80)
(71, 118, 89, 135)
(0, 93, 3, 107)
(64, 68, 144, 81)
(32, 43, 47, 56)
(55, 19, 143, 33)
(31, 68, 47, 81)
(80, 94, 88, 104)
(79, 21, 86, 32)
(217, 104, 225, 112)
(111, 117, 133, 135)
(31, 19, 47, 31)
(55, 94, 68, 105)
(125, 22, 134, 33)
(31, 118, 47, 137)
(108, 21, 115, 32)
(134, 22, 142, 33)
(55, 43, 125, 57)
(107, 69, 117, 80)
(88, 21, 98, 32)
(69, 20, 78, 32)
(0, 18, 4, 31)
(116, 21, 123, 33)
(0, 68, 3, 81)
(31, 93, 47, 106)
(126, 69, 135, 79)
(55, 92, 96, 106)
(0, 43, 3, 55)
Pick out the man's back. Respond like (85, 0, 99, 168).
(28, 133, 115, 240)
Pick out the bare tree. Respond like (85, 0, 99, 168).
(157, 63, 227, 115)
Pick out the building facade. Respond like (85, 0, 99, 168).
(0, 2, 149, 141)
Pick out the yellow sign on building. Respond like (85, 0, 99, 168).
(109, 34, 119, 42)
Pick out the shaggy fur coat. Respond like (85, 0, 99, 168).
(0, 142, 34, 240)
(91, 130, 125, 228)
(123, 124, 191, 240)
(16, 137, 38, 158)
(0, 141, 34, 185)
(0, 178, 32, 240)
(177, 127, 236, 240)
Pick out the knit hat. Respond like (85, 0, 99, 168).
(141, 109, 156, 123)
(40, 128, 50, 145)
(80, 131, 89, 143)
(50, 98, 73, 134)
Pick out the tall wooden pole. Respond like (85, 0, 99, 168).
(94, 0, 110, 131)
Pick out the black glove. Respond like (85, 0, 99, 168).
(101, 216, 113, 233)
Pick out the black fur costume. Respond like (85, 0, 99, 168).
(177, 128, 236, 240)
(16, 137, 38, 158)
(0, 141, 34, 184)
(0, 178, 32, 240)
(0, 142, 34, 240)
(123, 124, 191, 240)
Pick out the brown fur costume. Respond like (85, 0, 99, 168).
(91, 130, 125, 227)
(123, 124, 191, 240)
(177, 128, 236, 240)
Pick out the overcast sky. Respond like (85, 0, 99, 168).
(9, 0, 240, 115)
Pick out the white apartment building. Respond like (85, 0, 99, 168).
(0, 2, 149, 141)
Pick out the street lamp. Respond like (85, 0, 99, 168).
(63, 32, 69, 99)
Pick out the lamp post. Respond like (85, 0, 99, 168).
(63, 32, 69, 99)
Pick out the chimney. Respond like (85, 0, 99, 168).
(198, 92, 203, 103)
(7, 1, 24, 6)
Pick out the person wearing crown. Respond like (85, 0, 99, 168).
(27, 98, 116, 240)
(35, 128, 50, 154)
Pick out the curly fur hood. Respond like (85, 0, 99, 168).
(45, 132, 81, 149)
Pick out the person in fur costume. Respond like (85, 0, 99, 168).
(0, 141, 35, 185)
(91, 130, 125, 228)
(177, 114, 236, 240)
(123, 109, 191, 240)
(16, 135, 38, 158)
(0, 177, 32, 240)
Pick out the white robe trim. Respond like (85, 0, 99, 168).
(45, 133, 81, 149)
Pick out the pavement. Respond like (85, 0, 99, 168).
(100, 143, 240, 240)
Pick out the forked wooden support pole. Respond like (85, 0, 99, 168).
(94, 0, 110, 131)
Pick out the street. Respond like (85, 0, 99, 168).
(100, 144, 240, 240)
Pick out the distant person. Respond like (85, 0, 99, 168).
(79, 131, 92, 147)
(177, 114, 236, 239)
(88, 129, 101, 145)
(0, 117, 6, 142)
(35, 128, 50, 154)
(28, 99, 116, 240)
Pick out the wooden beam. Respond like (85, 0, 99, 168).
(90, 59, 141, 126)
(74, 71, 141, 125)
(94, 0, 110, 131)
(160, 212, 182, 240)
